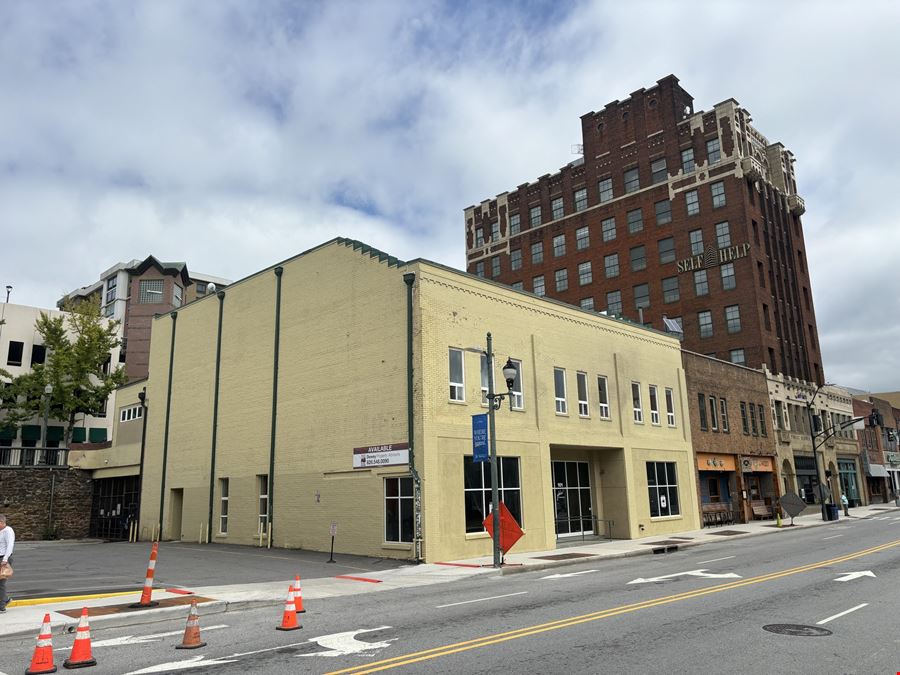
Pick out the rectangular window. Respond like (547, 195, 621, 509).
(716, 221, 731, 249)
(509, 359, 524, 410)
(624, 167, 640, 193)
(740, 402, 750, 435)
(649, 385, 660, 425)
(554, 367, 567, 414)
(655, 199, 672, 225)
(555, 268, 568, 292)
(139, 279, 164, 304)
(606, 290, 622, 315)
(599, 177, 613, 202)
(258, 474, 269, 532)
(533, 275, 546, 296)
(578, 261, 593, 286)
(601, 217, 616, 242)
(665, 388, 676, 426)
(551, 197, 564, 220)
(634, 283, 650, 310)
(105, 276, 117, 307)
(681, 148, 695, 173)
(511, 249, 522, 271)
(698, 310, 713, 337)
(576, 226, 590, 250)
(725, 305, 741, 333)
(574, 188, 588, 212)
(531, 241, 543, 264)
(709, 395, 719, 431)
(758, 404, 768, 437)
(720, 398, 729, 432)
(475, 228, 485, 246)
(658, 237, 675, 264)
(720, 262, 736, 290)
(491, 220, 500, 241)
(30, 344, 46, 366)
(480, 353, 492, 406)
(647, 461, 680, 517)
(196, 282, 207, 295)
(510, 213, 520, 235)
(630, 245, 646, 272)
(604, 254, 619, 278)
(491, 256, 501, 278)
(464, 456, 522, 533)
(6, 341, 23, 367)
(384, 476, 414, 543)
(598, 376, 611, 419)
(529, 206, 542, 228)
(577, 372, 589, 417)
(553, 234, 566, 257)
(632, 382, 643, 423)
(694, 269, 709, 296)
(689, 229, 703, 255)
(475, 262, 485, 278)
(698, 393, 708, 430)
(627, 208, 643, 234)
(219, 478, 229, 534)
(651, 158, 667, 184)
(706, 137, 721, 164)
(580, 297, 594, 311)
(511, 281, 523, 291)
(749, 403, 758, 436)
(730, 348, 745, 365)
(711, 181, 726, 208)
(449, 348, 465, 401)
(685, 190, 699, 216)
(662, 276, 680, 303)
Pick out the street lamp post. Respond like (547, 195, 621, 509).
(800, 382, 834, 521)
(135, 388, 149, 535)
(40, 383, 53, 464)
(482, 332, 518, 568)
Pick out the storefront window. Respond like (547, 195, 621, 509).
(463, 456, 522, 533)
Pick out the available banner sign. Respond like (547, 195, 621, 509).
(353, 442, 409, 469)
(472, 414, 489, 463)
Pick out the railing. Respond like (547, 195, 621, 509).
(554, 516, 614, 542)
(0, 446, 69, 468)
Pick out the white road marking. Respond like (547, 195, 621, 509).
(125, 641, 308, 674)
(628, 569, 741, 584)
(93, 625, 228, 647)
(542, 570, 599, 579)
(437, 591, 528, 608)
(300, 627, 394, 657)
(834, 570, 876, 582)
(817, 603, 868, 625)
(822, 535, 843, 540)
(697, 556, 736, 564)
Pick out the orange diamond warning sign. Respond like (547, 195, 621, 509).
(482, 502, 524, 554)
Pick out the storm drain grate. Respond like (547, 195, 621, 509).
(641, 540, 687, 546)
(533, 552, 597, 561)
(707, 529, 748, 536)
(670, 537, 694, 540)
(763, 624, 832, 637)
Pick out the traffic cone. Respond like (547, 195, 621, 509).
(130, 542, 159, 608)
(63, 608, 96, 669)
(175, 599, 207, 650)
(276, 586, 301, 631)
(25, 613, 57, 674)
(292, 575, 306, 613)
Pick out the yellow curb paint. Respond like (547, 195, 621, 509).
(9, 590, 140, 607)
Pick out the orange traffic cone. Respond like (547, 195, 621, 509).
(292, 575, 306, 613)
(175, 599, 207, 650)
(276, 586, 301, 631)
(63, 607, 96, 669)
(130, 541, 159, 608)
(26, 613, 57, 674)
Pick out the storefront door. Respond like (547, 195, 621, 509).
(552, 460, 593, 536)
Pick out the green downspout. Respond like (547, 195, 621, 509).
(267, 267, 284, 547)
(207, 291, 226, 543)
(403, 272, 422, 563)
(158, 311, 178, 538)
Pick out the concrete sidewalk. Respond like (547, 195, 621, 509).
(2, 502, 896, 640)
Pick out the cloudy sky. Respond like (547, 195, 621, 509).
(2, 1, 898, 391)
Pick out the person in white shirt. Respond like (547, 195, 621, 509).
(0, 514, 14, 612)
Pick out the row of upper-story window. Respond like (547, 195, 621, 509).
(473, 175, 728, 248)
(5, 339, 119, 370)
(696, 393, 768, 437)
(447, 348, 677, 427)
(771, 400, 856, 439)
(102, 277, 186, 317)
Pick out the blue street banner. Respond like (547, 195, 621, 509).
(472, 414, 489, 463)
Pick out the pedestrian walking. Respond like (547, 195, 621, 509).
(0, 513, 14, 612)
(841, 493, 850, 518)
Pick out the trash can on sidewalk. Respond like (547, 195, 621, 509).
(826, 503, 840, 521)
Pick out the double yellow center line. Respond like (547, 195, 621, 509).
(327, 538, 900, 674)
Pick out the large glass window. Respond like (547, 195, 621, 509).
(531, 241, 544, 264)
(706, 137, 721, 164)
(449, 348, 465, 401)
(599, 178, 614, 203)
(554, 367, 567, 414)
(698, 310, 713, 337)
(725, 305, 742, 333)
(602, 217, 616, 242)
(689, 229, 704, 255)
(578, 261, 593, 286)
(634, 283, 650, 310)
(651, 158, 667, 184)
(553, 460, 593, 536)
(662, 276, 680, 303)
(529, 206, 542, 228)
(139, 279, 164, 304)
(384, 476, 414, 543)
(576, 226, 590, 250)
(694, 269, 709, 296)
(533, 275, 545, 296)
(716, 221, 732, 249)
(711, 181, 726, 208)
(630, 246, 646, 272)
(555, 268, 568, 292)
(681, 148, 695, 173)
(511, 249, 522, 271)
(597, 376, 611, 419)
(574, 188, 588, 212)
(553, 234, 566, 257)
(632, 381, 643, 423)
(624, 167, 640, 193)
(647, 461, 680, 517)
(649, 385, 660, 425)
(685, 190, 699, 216)
(604, 254, 619, 279)
(627, 208, 644, 234)
(464, 456, 522, 533)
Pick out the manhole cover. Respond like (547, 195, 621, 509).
(532, 552, 596, 561)
(762, 624, 832, 637)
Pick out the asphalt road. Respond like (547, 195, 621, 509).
(3, 515, 900, 674)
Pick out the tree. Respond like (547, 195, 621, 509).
(3, 300, 127, 445)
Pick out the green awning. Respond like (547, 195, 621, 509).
(22, 425, 41, 441)
(88, 428, 108, 443)
(47, 426, 64, 442)
(0, 426, 15, 441)
(71, 427, 86, 443)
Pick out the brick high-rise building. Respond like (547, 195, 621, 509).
(464, 75, 822, 384)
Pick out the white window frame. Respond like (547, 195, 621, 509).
(554, 367, 568, 415)
(649, 385, 660, 425)
(665, 387, 676, 427)
(509, 359, 524, 410)
(577, 372, 589, 418)
(219, 478, 229, 535)
(632, 381, 644, 423)
(597, 376, 611, 419)
(709, 395, 719, 431)
(449, 348, 465, 402)
(720, 398, 730, 432)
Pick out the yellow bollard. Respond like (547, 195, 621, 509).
(776, 510, 782, 528)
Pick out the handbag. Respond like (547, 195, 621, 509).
(0, 562, 12, 579)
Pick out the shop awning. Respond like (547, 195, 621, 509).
(867, 464, 888, 478)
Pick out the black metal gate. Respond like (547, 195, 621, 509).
(89, 476, 139, 540)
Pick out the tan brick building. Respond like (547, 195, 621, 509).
(135, 238, 700, 562)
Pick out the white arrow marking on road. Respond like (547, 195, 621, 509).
(93, 625, 228, 647)
(834, 571, 876, 582)
(542, 570, 599, 579)
(124, 641, 309, 674)
(300, 626, 394, 657)
(627, 569, 741, 584)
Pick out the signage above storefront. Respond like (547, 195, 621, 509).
(677, 243, 751, 274)
(352, 442, 409, 469)
(696, 453, 736, 472)
(741, 456, 773, 473)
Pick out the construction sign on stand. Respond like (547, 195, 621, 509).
(482, 502, 524, 554)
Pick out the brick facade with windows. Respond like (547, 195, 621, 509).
(464, 75, 823, 384)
